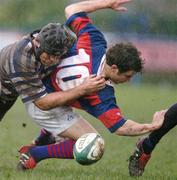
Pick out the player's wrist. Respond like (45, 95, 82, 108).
(75, 84, 87, 97)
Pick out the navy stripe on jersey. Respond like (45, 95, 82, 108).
(9, 71, 37, 78)
(78, 86, 117, 116)
(62, 75, 81, 82)
(77, 24, 106, 46)
(22, 90, 47, 103)
(12, 78, 41, 87)
(109, 119, 126, 133)
(66, 11, 82, 25)
(12, 38, 30, 73)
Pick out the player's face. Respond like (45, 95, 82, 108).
(111, 70, 135, 84)
(40, 52, 60, 66)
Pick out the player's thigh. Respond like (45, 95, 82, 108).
(0, 98, 17, 121)
(25, 102, 97, 139)
(59, 117, 98, 140)
(25, 102, 77, 133)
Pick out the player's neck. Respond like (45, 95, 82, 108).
(102, 63, 110, 80)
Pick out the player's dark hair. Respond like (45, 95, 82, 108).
(106, 43, 144, 73)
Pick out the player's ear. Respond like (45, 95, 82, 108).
(33, 38, 41, 48)
(111, 64, 119, 73)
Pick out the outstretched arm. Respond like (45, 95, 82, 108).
(65, 0, 132, 19)
(116, 110, 167, 136)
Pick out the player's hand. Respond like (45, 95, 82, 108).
(80, 74, 106, 95)
(109, 0, 132, 12)
(151, 109, 167, 129)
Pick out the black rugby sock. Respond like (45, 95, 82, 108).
(143, 103, 177, 154)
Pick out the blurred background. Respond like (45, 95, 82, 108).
(0, 1, 177, 178)
(0, 0, 177, 84)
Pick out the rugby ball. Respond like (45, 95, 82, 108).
(73, 133, 105, 165)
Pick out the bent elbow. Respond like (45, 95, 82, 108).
(34, 99, 51, 111)
(35, 103, 49, 111)
(65, 5, 73, 19)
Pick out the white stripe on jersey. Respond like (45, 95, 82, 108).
(59, 49, 90, 67)
(97, 54, 106, 76)
(97, 54, 113, 87)
(54, 48, 113, 90)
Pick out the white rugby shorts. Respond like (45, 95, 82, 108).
(25, 102, 80, 136)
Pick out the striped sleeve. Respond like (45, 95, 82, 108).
(65, 12, 107, 48)
(9, 39, 47, 103)
(66, 12, 92, 36)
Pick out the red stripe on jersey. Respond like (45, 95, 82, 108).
(51, 67, 62, 91)
(98, 108, 123, 128)
(61, 142, 65, 158)
(52, 144, 57, 158)
(57, 143, 61, 157)
(71, 17, 92, 35)
(47, 145, 52, 157)
(77, 32, 92, 74)
(70, 101, 82, 109)
(84, 94, 101, 106)
(65, 142, 70, 158)
(70, 140, 75, 157)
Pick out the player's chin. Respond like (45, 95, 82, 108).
(112, 80, 120, 84)
(115, 79, 128, 84)
(45, 61, 58, 66)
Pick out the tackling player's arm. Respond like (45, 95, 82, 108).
(34, 75, 105, 110)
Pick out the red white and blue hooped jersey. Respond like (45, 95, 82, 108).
(48, 12, 127, 133)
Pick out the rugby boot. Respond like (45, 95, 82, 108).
(17, 146, 37, 171)
(128, 138, 151, 177)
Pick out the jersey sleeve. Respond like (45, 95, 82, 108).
(65, 12, 107, 49)
(92, 100, 126, 133)
(79, 85, 127, 133)
(10, 42, 47, 103)
(10, 66, 47, 103)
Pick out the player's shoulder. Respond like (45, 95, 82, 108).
(12, 39, 37, 73)
(98, 83, 115, 97)
(66, 12, 90, 26)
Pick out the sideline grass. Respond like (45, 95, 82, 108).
(1, 83, 177, 180)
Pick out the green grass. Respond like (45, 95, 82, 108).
(1, 83, 177, 180)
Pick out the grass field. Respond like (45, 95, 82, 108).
(1, 83, 177, 180)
